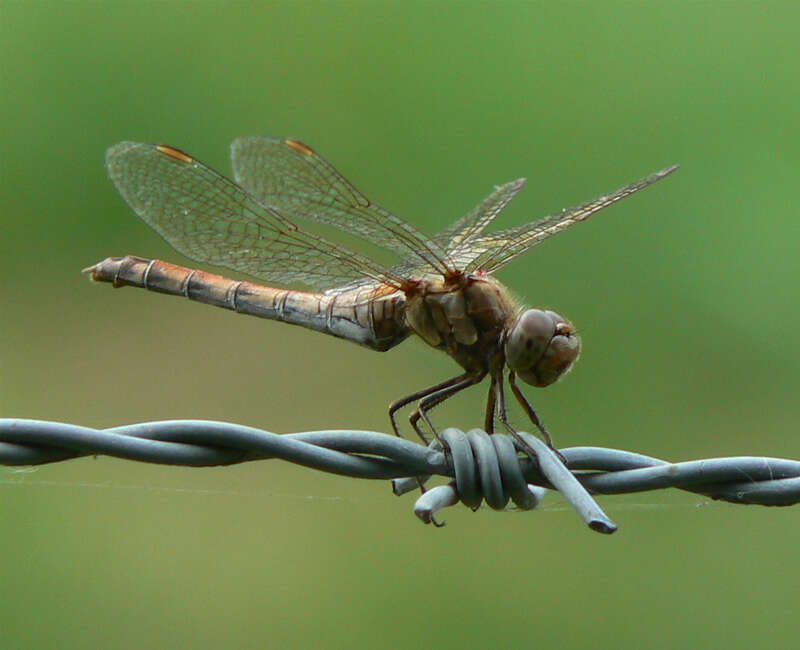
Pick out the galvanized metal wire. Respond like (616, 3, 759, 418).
(3, 418, 799, 533)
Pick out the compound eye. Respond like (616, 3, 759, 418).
(505, 309, 580, 387)
(505, 310, 554, 373)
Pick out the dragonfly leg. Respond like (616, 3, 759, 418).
(493, 372, 542, 463)
(483, 369, 510, 434)
(507, 371, 567, 464)
(389, 371, 476, 443)
(506, 371, 556, 447)
(410, 371, 486, 443)
(484, 375, 498, 435)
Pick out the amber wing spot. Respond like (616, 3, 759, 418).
(156, 144, 194, 164)
(284, 138, 314, 156)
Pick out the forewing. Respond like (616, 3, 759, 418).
(230, 136, 451, 275)
(105, 142, 401, 290)
(434, 178, 526, 262)
(329, 177, 529, 289)
(462, 165, 679, 273)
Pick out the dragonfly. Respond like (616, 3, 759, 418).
(85, 137, 677, 456)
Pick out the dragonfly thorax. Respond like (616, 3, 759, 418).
(403, 273, 519, 374)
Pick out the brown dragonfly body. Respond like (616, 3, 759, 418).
(86, 138, 677, 447)
(90, 255, 409, 352)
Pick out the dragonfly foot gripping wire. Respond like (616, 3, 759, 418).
(393, 428, 616, 531)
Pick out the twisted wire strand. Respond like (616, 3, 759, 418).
(3, 418, 799, 532)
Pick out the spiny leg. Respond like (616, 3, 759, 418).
(494, 371, 543, 464)
(410, 371, 486, 443)
(484, 370, 510, 434)
(389, 375, 474, 495)
(389, 371, 476, 443)
(507, 370, 568, 465)
(484, 374, 498, 434)
(507, 371, 557, 449)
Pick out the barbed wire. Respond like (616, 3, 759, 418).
(2, 418, 799, 533)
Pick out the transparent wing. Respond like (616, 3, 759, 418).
(105, 142, 403, 291)
(460, 165, 680, 274)
(326, 177, 528, 292)
(230, 136, 452, 276)
(434, 178, 526, 266)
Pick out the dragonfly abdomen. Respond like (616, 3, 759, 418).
(84, 256, 409, 351)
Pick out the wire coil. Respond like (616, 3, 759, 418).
(3, 418, 799, 532)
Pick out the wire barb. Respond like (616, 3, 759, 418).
(3, 418, 800, 532)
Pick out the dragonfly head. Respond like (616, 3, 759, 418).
(505, 309, 580, 387)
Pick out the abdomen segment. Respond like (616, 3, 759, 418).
(84, 256, 409, 351)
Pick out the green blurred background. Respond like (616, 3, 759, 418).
(2, 2, 800, 648)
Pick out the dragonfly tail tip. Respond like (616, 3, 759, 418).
(82, 263, 102, 280)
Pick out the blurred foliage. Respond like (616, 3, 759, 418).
(2, 2, 800, 649)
